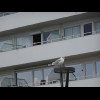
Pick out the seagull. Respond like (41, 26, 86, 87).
(48, 57, 65, 67)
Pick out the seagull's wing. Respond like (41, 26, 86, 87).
(52, 58, 61, 65)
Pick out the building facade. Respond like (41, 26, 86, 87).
(0, 12, 100, 87)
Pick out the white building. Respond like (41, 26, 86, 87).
(0, 12, 100, 87)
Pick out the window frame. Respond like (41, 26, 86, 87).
(95, 21, 100, 34)
(64, 25, 81, 39)
(84, 23, 92, 36)
(96, 61, 100, 77)
(43, 29, 60, 43)
(85, 62, 94, 79)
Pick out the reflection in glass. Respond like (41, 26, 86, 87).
(85, 63, 93, 79)
(73, 26, 81, 37)
(96, 61, 100, 77)
(44, 68, 53, 82)
(64, 25, 81, 39)
(0, 75, 13, 87)
(95, 21, 100, 34)
(43, 30, 59, 43)
(0, 40, 13, 52)
(17, 71, 32, 87)
(17, 36, 33, 49)
(65, 64, 82, 80)
(34, 70, 42, 86)
(44, 67, 60, 83)
(64, 27, 73, 38)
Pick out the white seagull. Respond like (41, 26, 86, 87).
(48, 57, 65, 67)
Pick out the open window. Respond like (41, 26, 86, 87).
(33, 34, 41, 46)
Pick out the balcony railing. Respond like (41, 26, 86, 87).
(0, 30, 99, 53)
(33, 74, 100, 87)
(0, 74, 99, 87)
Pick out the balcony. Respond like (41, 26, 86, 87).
(0, 30, 99, 53)
(0, 31, 100, 69)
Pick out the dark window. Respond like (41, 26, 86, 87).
(33, 34, 41, 46)
(84, 23, 92, 36)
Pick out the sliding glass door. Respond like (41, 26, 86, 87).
(0, 40, 13, 52)
(43, 30, 59, 43)
(16, 36, 33, 49)
(85, 63, 93, 79)
(64, 25, 81, 39)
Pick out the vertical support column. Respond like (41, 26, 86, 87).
(93, 62, 96, 78)
(92, 21, 95, 35)
(13, 71, 17, 86)
(12, 35, 17, 50)
(41, 31, 43, 45)
(41, 69, 44, 80)
(81, 23, 84, 37)
(32, 71, 34, 86)
(81, 64, 86, 80)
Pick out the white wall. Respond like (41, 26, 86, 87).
(0, 33, 100, 69)
(0, 12, 86, 32)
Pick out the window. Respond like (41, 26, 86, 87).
(44, 67, 54, 82)
(65, 64, 82, 80)
(0, 40, 13, 52)
(95, 21, 100, 34)
(0, 74, 13, 87)
(85, 63, 93, 79)
(64, 25, 81, 40)
(44, 67, 59, 83)
(43, 30, 59, 44)
(64, 27, 73, 39)
(17, 71, 32, 87)
(0, 12, 17, 17)
(16, 36, 33, 49)
(73, 26, 81, 37)
(34, 70, 42, 86)
(33, 34, 41, 46)
(84, 23, 92, 36)
(96, 61, 100, 77)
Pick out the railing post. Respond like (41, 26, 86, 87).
(60, 72, 64, 87)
